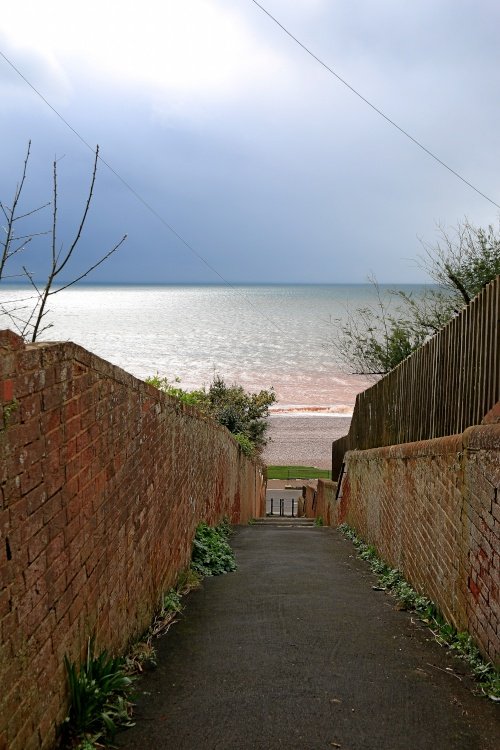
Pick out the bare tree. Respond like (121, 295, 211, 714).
(418, 217, 500, 304)
(332, 218, 500, 375)
(333, 275, 427, 375)
(0, 143, 127, 341)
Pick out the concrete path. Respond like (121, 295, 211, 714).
(116, 524, 499, 750)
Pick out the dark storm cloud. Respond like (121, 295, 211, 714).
(0, 1, 499, 284)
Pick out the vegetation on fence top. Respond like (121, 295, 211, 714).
(339, 524, 500, 701)
(332, 274, 500, 465)
(334, 218, 500, 374)
(267, 465, 331, 480)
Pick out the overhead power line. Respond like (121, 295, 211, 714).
(0, 49, 292, 340)
(250, 0, 500, 212)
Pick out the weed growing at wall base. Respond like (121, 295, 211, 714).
(62, 525, 236, 747)
(338, 524, 500, 701)
(62, 637, 135, 749)
(191, 519, 237, 576)
(125, 568, 203, 674)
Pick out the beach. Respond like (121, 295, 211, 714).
(0, 284, 373, 468)
(262, 414, 351, 469)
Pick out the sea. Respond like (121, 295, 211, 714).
(0, 283, 423, 416)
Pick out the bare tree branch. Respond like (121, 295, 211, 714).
(54, 235, 127, 293)
(55, 145, 99, 278)
(10, 202, 51, 223)
(1, 142, 127, 342)
(332, 218, 500, 374)
(0, 140, 31, 279)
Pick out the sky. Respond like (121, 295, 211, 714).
(1, 0, 499, 284)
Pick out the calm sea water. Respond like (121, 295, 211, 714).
(0, 284, 424, 414)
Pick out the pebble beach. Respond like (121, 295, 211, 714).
(262, 414, 351, 469)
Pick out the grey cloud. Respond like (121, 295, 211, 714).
(0, 1, 499, 285)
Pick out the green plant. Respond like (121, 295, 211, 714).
(75, 739, 98, 750)
(62, 637, 134, 747)
(176, 566, 203, 593)
(314, 516, 324, 526)
(147, 373, 275, 456)
(333, 219, 500, 374)
(162, 588, 183, 613)
(145, 375, 206, 406)
(191, 520, 237, 577)
(234, 432, 255, 457)
(338, 524, 500, 701)
(148, 586, 189, 640)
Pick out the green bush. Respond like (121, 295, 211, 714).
(147, 373, 275, 456)
(234, 432, 255, 457)
(191, 521, 236, 576)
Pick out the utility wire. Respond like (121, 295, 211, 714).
(250, 0, 500, 211)
(0, 48, 292, 339)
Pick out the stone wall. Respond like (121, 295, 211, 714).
(330, 423, 500, 666)
(0, 331, 265, 749)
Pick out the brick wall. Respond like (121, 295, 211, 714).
(331, 423, 500, 666)
(302, 482, 337, 523)
(0, 331, 265, 749)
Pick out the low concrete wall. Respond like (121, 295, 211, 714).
(330, 423, 500, 666)
(0, 331, 265, 749)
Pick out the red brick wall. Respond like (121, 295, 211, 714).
(314, 480, 336, 525)
(303, 485, 316, 518)
(0, 331, 265, 749)
(332, 423, 500, 666)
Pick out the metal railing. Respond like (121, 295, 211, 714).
(268, 497, 296, 517)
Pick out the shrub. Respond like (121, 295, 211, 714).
(191, 520, 236, 576)
(147, 373, 275, 455)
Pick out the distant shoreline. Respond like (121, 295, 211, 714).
(0, 280, 436, 289)
(270, 405, 353, 417)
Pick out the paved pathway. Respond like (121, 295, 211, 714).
(116, 524, 499, 749)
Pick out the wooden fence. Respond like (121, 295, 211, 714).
(332, 275, 500, 477)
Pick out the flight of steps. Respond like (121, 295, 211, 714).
(251, 516, 316, 528)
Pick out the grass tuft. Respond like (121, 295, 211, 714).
(267, 465, 331, 480)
